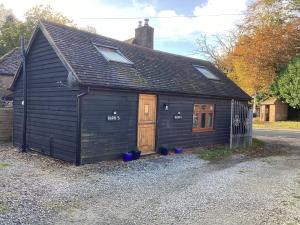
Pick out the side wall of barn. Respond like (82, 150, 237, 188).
(80, 89, 232, 163)
(157, 95, 231, 149)
(80, 90, 138, 164)
(13, 30, 79, 162)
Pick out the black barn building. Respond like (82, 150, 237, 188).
(10, 20, 250, 165)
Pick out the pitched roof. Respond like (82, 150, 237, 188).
(260, 97, 282, 105)
(0, 48, 21, 76)
(14, 21, 251, 100)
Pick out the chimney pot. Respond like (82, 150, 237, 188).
(138, 20, 142, 27)
(144, 18, 149, 26)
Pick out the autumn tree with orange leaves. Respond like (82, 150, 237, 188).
(197, 0, 300, 96)
(228, 21, 300, 95)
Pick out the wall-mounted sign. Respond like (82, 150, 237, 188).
(107, 111, 120, 121)
(173, 112, 183, 120)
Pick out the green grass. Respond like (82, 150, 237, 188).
(0, 203, 8, 214)
(253, 120, 300, 129)
(262, 158, 275, 165)
(193, 138, 265, 161)
(293, 195, 300, 200)
(0, 163, 9, 169)
(44, 200, 81, 212)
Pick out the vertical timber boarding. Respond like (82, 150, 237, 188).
(0, 105, 13, 143)
(230, 99, 253, 149)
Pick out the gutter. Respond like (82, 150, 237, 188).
(75, 87, 90, 166)
(86, 85, 251, 101)
(21, 37, 28, 152)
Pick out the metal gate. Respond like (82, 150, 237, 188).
(230, 99, 253, 148)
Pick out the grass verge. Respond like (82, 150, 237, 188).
(253, 120, 300, 130)
(0, 163, 9, 169)
(44, 200, 81, 213)
(0, 202, 9, 213)
(193, 138, 265, 161)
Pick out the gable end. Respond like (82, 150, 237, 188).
(10, 22, 80, 90)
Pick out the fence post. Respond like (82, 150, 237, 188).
(249, 108, 253, 145)
(230, 99, 234, 149)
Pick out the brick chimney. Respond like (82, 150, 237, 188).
(134, 18, 154, 49)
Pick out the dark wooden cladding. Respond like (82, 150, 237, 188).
(156, 95, 231, 149)
(13, 30, 79, 162)
(80, 90, 138, 163)
(79, 89, 232, 163)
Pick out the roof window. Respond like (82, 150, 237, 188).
(94, 44, 132, 64)
(194, 65, 220, 80)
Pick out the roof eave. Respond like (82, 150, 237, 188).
(78, 83, 251, 101)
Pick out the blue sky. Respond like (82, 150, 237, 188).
(2, 0, 248, 59)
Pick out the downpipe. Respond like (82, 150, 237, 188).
(75, 87, 90, 166)
(21, 37, 28, 152)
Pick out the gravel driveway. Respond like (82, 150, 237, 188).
(0, 138, 300, 225)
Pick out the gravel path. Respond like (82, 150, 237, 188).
(0, 139, 300, 225)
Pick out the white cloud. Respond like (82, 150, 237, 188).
(0, 0, 247, 43)
(156, 0, 247, 41)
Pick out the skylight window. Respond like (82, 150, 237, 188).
(194, 65, 220, 80)
(94, 45, 132, 64)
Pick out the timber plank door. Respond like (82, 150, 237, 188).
(137, 94, 157, 153)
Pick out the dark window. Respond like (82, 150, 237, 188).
(192, 104, 215, 132)
(201, 113, 206, 128)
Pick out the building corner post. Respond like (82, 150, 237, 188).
(21, 36, 28, 152)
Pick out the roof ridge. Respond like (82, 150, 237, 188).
(40, 20, 210, 64)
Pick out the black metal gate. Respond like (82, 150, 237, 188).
(230, 99, 253, 148)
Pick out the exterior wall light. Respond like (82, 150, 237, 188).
(164, 104, 169, 111)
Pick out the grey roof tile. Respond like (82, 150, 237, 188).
(41, 21, 250, 100)
(0, 48, 21, 76)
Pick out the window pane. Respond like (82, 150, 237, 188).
(207, 113, 213, 128)
(95, 45, 132, 64)
(194, 66, 220, 80)
(193, 113, 198, 128)
(201, 113, 206, 128)
(144, 104, 149, 115)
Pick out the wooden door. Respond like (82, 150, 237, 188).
(138, 94, 157, 153)
(265, 105, 270, 121)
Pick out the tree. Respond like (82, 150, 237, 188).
(0, 4, 74, 56)
(0, 4, 13, 28)
(270, 55, 300, 108)
(0, 15, 25, 56)
(242, 0, 300, 31)
(81, 25, 97, 34)
(23, 5, 74, 39)
(228, 21, 300, 94)
(195, 31, 239, 72)
(196, 0, 300, 95)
